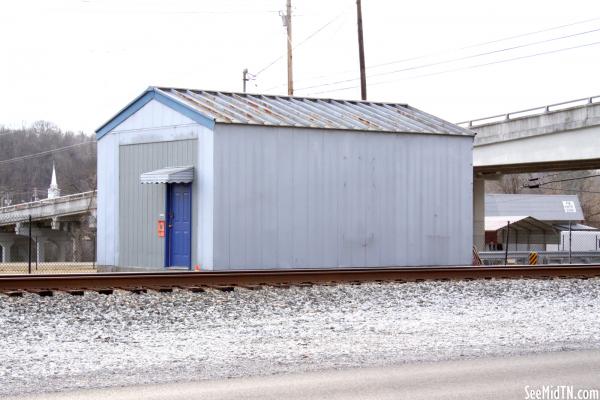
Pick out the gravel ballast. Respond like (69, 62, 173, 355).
(1, 278, 599, 397)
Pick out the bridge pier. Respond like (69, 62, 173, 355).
(0, 241, 13, 262)
(14, 225, 75, 263)
(57, 241, 68, 261)
(473, 177, 485, 251)
(36, 239, 46, 263)
(0, 233, 16, 263)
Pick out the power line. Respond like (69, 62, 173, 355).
(370, 16, 600, 70)
(307, 40, 600, 96)
(0, 141, 95, 166)
(162, 9, 281, 15)
(254, 10, 349, 77)
(271, 15, 600, 91)
(539, 173, 600, 186)
(296, 27, 600, 93)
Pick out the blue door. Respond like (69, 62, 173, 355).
(167, 183, 192, 268)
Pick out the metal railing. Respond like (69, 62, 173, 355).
(480, 251, 600, 265)
(457, 95, 600, 128)
(0, 190, 96, 213)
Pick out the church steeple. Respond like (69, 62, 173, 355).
(47, 162, 60, 199)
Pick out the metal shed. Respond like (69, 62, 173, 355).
(485, 216, 559, 248)
(96, 87, 474, 270)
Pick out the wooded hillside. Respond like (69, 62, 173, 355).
(0, 121, 96, 206)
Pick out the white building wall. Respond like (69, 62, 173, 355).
(213, 125, 473, 269)
(97, 133, 119, 266)
(96, 99, 214, 268)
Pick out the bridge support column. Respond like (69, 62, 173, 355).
(36, 239, 46, 263)
(473, 177, 485, 251)
(0, 241, 13, 263)
(57, 241, 69, 262)
(72, 239, 79, 262)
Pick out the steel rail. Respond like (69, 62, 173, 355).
(1, 265, 600, 292)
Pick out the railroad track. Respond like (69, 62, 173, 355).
(0, 265, 599, 296)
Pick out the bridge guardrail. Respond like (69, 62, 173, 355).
(458, 95, 600, 128)
(0, 190, 96, 213)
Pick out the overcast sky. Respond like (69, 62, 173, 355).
(1, 0, 600, 133)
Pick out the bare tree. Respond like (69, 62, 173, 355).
(487, 173, 533, 194)
(0, 122, 96, 203)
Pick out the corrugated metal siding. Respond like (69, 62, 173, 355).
(119, 140, 197, 268)
(213, 125, 473, 269)
(155, 87, 474, 136)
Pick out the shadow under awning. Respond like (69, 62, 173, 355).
(140, 166, 194, 184)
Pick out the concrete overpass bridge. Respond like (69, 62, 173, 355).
(464, 95, 600, 175)
(459, 95, 600, 249)
(0, 191, 96, 264)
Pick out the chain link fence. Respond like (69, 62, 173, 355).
(480, 223, 600, 265)
(0, 192, 96, 274)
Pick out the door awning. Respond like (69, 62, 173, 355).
(140, 166, 194, 184)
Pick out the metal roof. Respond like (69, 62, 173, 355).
(553, 223, 599, 231)
(150, 87, 474, 136)
(485, 216, 555, 232)
(485, 194, 584, 222)
(140, 166, 194, 184)
(485, 216, 559, 244)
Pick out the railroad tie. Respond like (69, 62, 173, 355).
(182, 286, 206, 293)
(0, 290, 23, 297)
(294, 282, 313, 288)
(271, 283, 290, 289)
(236, 284, 262, 290)
(62, 289, 85, 296)
(209, 285, 235, 292)
(26, 289, 54, 297)
(147, 286, 173, 293)
(120, 287, 147, 294)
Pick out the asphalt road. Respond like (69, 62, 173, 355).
(8, 350, 600, 400)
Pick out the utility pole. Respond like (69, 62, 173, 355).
(242, 68, 249, 93)
(356, 0, 367, 100)
(283, 0, 293, 95)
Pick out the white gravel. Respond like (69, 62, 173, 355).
(1, 278, 600, 397)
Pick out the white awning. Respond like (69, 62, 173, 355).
(140, 166, 194, 184)
(485, 216, 559, 244)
